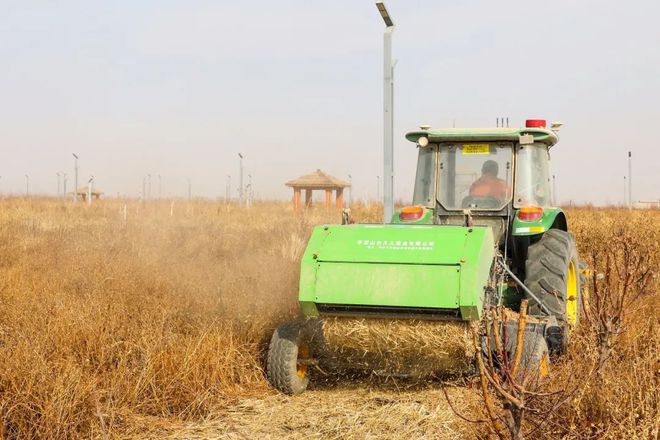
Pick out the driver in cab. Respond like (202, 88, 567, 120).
(469, 160, 508, 202)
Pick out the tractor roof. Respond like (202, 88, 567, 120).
(405, 127, 558, 147)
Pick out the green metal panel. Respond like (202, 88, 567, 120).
(458, 227, 495, 320)
(315, 262, 460, 308)
(299, 301, 319, 316)
(308, 224, 466, 264)
(298, 224, 495, 321)
(405, 127, 558, 147)
(511, 207, 566, 236)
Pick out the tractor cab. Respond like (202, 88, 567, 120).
(401, 120, 563, 245)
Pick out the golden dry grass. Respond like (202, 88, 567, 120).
(540, 207, 660, 439)
(321, 318, 474, 376)
(0, 199, 308, 438)
(0, 199, 657, 439)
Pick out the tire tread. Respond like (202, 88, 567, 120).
(266, 321, 309, 395)
(524, 229, 579, 320)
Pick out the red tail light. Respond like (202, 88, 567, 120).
(525, 119, 546, 128)
(399, 206, 424, 221)
(518, 206, 543, 222)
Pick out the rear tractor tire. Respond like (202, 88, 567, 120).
(266, 320, 314, 395)
(524, 229, 581, 352)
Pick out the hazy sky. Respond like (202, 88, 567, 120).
(1, 0, 658, 204)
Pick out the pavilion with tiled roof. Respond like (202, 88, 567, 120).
(71, 185, 103, 201)
(285, 169, 351, 210)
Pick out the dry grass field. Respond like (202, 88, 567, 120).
(0, 198, 657, 439)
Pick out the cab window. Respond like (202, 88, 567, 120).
(514, 143, 552, 207)
(438, 143, 513, 210)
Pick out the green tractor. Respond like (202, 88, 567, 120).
(267, 119, 585, 395)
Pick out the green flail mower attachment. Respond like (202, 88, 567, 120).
(298, 224, 495, 321)
(266, 223, 565, 394)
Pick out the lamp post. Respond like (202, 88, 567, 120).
(72, 153, 79, 202)
(628, 151, 632, 209)
(247, 174, 252, 207)
(238, 153, 244, 207)
(376, 175, 380, 201)
(87, 175, 94, 206)
(623, 176, 627, 206)
(376, 1, 395, 223)
(226, 175, 231, 204)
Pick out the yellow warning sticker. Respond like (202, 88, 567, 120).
(462, 144, 490, 154)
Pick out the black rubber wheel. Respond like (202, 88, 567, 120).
(514, 330, 550, 383)
(525, 229, 581, 326)
(491, 322, 550, 383)
(266, 321, 312, 395)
